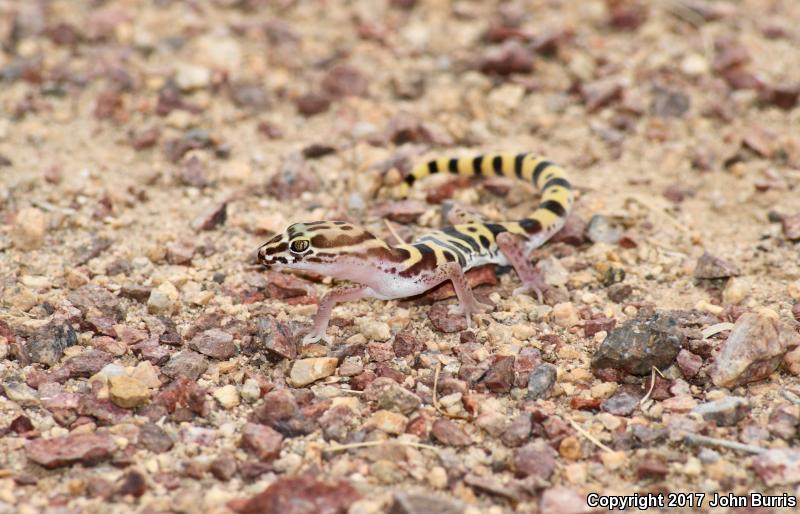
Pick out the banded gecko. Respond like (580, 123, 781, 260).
(258, 153, 573, 344)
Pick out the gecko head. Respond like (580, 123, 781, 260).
(257, 221, 383, 271)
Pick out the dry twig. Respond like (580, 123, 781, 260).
(684, 434, 766, 455)
(566, 417, 614, 454)
(326, 440, 440, 454)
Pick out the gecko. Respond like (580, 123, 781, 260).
(257, 152, 574, 344)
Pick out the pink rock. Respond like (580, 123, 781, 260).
(235, 475, 360, 514)
(188, 329, 236, 360)
(513, 440, 556, 480)
(676, 349, 703, 378)
(25, 433, 117, 469)
(477, 355, 515, 393)
(240, 422, 283, 461)
(392, 330, 422, 358)
(711, 313, 800, 388)
(428, 304, 467, 333)
(431, 419, 471, 446)
(539, 486, 593, 514)
(753, 449, 800, 486)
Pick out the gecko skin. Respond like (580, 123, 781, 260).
(258, 153, 574, 344)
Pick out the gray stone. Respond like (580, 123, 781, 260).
(591, 312, 685, 376)
(390, 492, 464, 514)
(527, 363, 557, 399)
(711, 313, 800, 388)
(162, 350, 208, 380)
(692, 396, 749, 426)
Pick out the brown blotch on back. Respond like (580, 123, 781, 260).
(265, 242, 288, 255)
(310, 231, 374, 249)
(399, 245, 437, 277)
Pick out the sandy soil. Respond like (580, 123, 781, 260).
(1, 0, 800, 513)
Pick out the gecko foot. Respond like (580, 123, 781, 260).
(448, 298, 493, 328)
(302, 331, 332, 345)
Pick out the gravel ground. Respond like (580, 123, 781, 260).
(1, 0, 800, 513)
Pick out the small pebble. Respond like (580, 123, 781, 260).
(213, 385, 240, 409)
(288, 357, 338, 387)
(12, 207, 47, 250)
(109, 375, 151, 409)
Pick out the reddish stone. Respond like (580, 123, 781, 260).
(25, 433, 117, 469)
(162, 350, 208, 380)
(676, 349, 703, 378)
(119, 285, 151, 303)
(426, 265, 498, 302)
(295, 93, 331, 117)
(257, 121, 283, 139)
(501, 414, 532, 447)
(210, 454, 238, 481)
(584, 317, 616, 338)
(425, 176, 471, 204)
(478, 40, 533, 76)
(431, 419, 471, 446)
(236, 475, 360, 514)
(117, 470, 146, 497)
(129, 127, 160, 150)
(321, 64, 368, 99)
(513, 440, 556, 479)
(64, 350, 113, 378)
(193, 203, 227, 231)
(9, 415, 35, 434)
(514, 348, 542, 387)
(367, 342, 394, 362)
(263, 270, 314, 299)
(253, 317, 296, 360)
(782, 214, 800, 241)
(760, 82, 800, 110)
(636, 458, 669, 480)
(385, 112, 452, 146)
(581, 80, 623, 112)
(350, 371, 376, 390)
(319, 405, 357, 442)
(405, 416, 429, 438)
(550, 214, 587, 245)
(722, 66, 763, 90)
(252, 389, 315, 436)
(188, 329, 236, 360)
(138, 423, 174, 453)
(752, 449, 800, 486)
(241, 422, 283, 461)
(713, 37, 751, 71)
(269, 154, 320, 199)
(428, 304, 468, 333)
(570, 397, 602, 411)
(392, 330, 423, 358)
(94, 88, 124, 120)
(477, 355, 515, 393)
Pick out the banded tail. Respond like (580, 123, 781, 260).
(397, 152, 573, 236)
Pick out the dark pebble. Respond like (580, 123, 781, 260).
(591, 312, 685, 376)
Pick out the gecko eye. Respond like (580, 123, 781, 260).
(289, 239, 310, 253)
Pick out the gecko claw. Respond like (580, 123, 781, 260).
(302, 332, 331, 345)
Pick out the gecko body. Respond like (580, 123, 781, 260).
(258, 153, 573, 343)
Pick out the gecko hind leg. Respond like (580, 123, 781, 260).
(303, 285, 369, 344)
(423, 262, 492, 328)
(496, 232, 548, 303)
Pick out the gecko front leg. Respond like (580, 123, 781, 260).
(304, 285, 369, 344)
(496, 232, 548, 302)
(423, 261, 492, 328)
